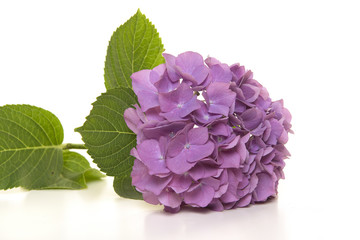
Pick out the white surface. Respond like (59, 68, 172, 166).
(1, 0, 360, 239)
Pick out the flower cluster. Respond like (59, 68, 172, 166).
(124, 51, 292, 213)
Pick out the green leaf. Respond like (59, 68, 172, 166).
(43, 151, 105, 189)
(0, 105, 64, 190)
(104, 9, 165, 89)
(113, 175, 142, 200)
(76, 87, 139, 198)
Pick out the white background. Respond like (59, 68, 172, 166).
(0, 0, 359, 239)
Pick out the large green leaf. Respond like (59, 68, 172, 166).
(76, 87, 141, 199)
(0, 105, 64, 190)
(43, 151, 105, 189)
(75, 87, 137, 179)
(104, 9, 165, 89)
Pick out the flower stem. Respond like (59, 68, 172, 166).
(61, 143, 87, 150)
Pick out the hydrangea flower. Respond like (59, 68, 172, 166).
(124, 51, 292, 213)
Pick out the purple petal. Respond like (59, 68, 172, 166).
(241, 108, 264, 130)
(131, 70, 159, 111)
(142, 121, 187, 141)
(236, 194, 252, 207)
(210, 64, 232, 83)
(175, 51, 209, 85)
(154, 72, 180, 93)
(144, 176, 172, 196)
(184, 183, 215, 207)
(137, 90, 159, 112)
(158, 190, 182, 208)
(192, 101, 222, 124)
(124, 107, 142, 134)
(163, 53, 180, 82)
(241, 84, 260, 102)
(131, 69, 157, 94)
(167, 133, 187, 157)
(207, 199, 224, 211)
(131, 160, 172, 195)
(187, 141, 215, 163)
(188, 126, 209, 145)
(219, 149, 241, 168)
(168, 174, 192, 193)
(188, 161, 219, 181)
(230, 63, 246, 83)
(254, 173, 276, 202)
(209, 120, 232, 137)
(158, 82, 194, 112)
(166, 151, 196, 174)
(143, 191, 160, 205)
(137, 139, 169, 175)
(178, 96, 201, 118)
(150, 64, 166, 83)
(205, 57, 222, 67)
(164, 206, 181, 213)
(205, 82, 236, 116)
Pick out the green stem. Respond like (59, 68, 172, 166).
(61, 143, 87, 150)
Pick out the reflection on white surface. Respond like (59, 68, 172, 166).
(0, 177, 357, 240)
(144, 200, 286, 240)
(0, 178, 288, 240)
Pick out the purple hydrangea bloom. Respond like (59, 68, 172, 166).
(125, 51, 292, 213)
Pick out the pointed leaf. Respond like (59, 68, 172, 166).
(104, 9, 165, 89)
(76, 87, 141, 198)
(76, 87, 137, 176)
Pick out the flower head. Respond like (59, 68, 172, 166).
(125, 51, 292, 213)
